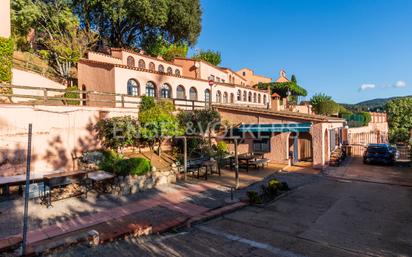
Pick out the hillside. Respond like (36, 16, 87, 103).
(342, 95, 412, 112)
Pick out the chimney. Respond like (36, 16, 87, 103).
(271, 93, 281, 111)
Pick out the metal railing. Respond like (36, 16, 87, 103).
(0, 84, 208, 110)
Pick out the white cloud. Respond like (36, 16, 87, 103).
(359, 83, 376, 91)
(393, 80, 406, 88)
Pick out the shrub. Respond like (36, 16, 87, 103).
(64, 86, 80, 105)
(99, 150, 123, 173)
(95, 116, 139, 152)
(99, 151, 151, 176)
(0, 37, 14, 83)
(246, 190, 262, 204)
(216, 141, 229, 155)
(261, 184, 278, 198)
(268, 178, 282, 188)
(268, 179, 289, 191)
(116, 157, 151, 176)
(140, 96, 156, 112)
(280, 182, 290, 191)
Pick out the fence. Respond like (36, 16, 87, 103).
(0, 84, 207, 111)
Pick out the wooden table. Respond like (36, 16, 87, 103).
(87, 170, 115, 194)
(0, 170, 58, 196)
(238, 154, 256, 172)
(42, 170, 88, 208)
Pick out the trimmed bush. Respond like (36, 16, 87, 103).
(116, 157, 151, 176)
(268, 179, 289, 191)
(99, 151, 151, 177)
(99, 150, 123, 173)
(0, 37, 13, 84)
(247, 190, 262, 204)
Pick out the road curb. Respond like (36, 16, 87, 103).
(186, 201, 248, 228)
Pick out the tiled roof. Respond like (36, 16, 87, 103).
(213, 104, 345, 123)
(78, 59, 269, 94)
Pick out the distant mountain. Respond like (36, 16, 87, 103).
(341, 95, 412, 112)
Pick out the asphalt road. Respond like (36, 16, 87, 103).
(45, 161, 412, 257)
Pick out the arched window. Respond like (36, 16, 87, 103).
(223, 92, 228, 103)
(138, 59, 146, 69)
(176, 85, 185, 99)
(263, 95, 267, 105)
(127, 79, 139, 96)
(167, 67, 173, 74)
(237, 90, 241, 101)
(189, 87, 198, 100)
(258, 94, 261, 103)
(127, 56, 135, 67)
(204, 89, 210, 103)
(145, 81, 156, 97)
(161, 83, 172, 98)
(216, 91, 222, 103)
(175, 69, 181, 76)
(253, 92, 257, 103)
(248, 92, 252, 102)
(149, 62, 155, 71)
(230, 93, 235, 103)
(243, 91, 247, 101)
(158, 64, 164, 73)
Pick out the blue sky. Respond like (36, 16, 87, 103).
(191, 0, 412, 104)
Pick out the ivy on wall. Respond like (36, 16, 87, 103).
(0, 37, 13, 84)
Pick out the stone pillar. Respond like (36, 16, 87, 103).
(0, 0, 11, 38)
(311, 123, 324, 169)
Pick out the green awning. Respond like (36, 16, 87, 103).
(238, 122, 312, 133)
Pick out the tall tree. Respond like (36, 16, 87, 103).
(192, 49, 221, 66)
(140, 35, 188, 61)
(35, 0, 97, 83)
(386, 97, 412, 143)
(11, 0, 97, 82)
(71, 0, 202, 48)
(291, 74, 297, 83)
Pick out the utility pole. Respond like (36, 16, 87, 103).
(21, 124, 33, 256)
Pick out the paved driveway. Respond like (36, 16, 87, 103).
(44, 164, 412, 257)
(325, 157, 412, 186)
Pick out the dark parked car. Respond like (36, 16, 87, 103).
(363, 144, 397, 165)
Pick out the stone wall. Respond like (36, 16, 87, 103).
(116, 166, 178, 195)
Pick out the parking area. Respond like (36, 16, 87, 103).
(44, 160, 412, 257)
(325, 157, 412, 186)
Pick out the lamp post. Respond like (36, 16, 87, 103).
(208, 77, 214, 109)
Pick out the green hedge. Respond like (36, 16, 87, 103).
(99, 150, 151, 176)
(0, 37, 13, 83)
(116, 158, 151, 176)
(64, 86, 80, 105)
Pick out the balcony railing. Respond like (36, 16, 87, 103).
(0, 84, 208, 111)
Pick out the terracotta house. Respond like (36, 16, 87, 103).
(78, 48, 346, 168)
(78, 49, 271, 109)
